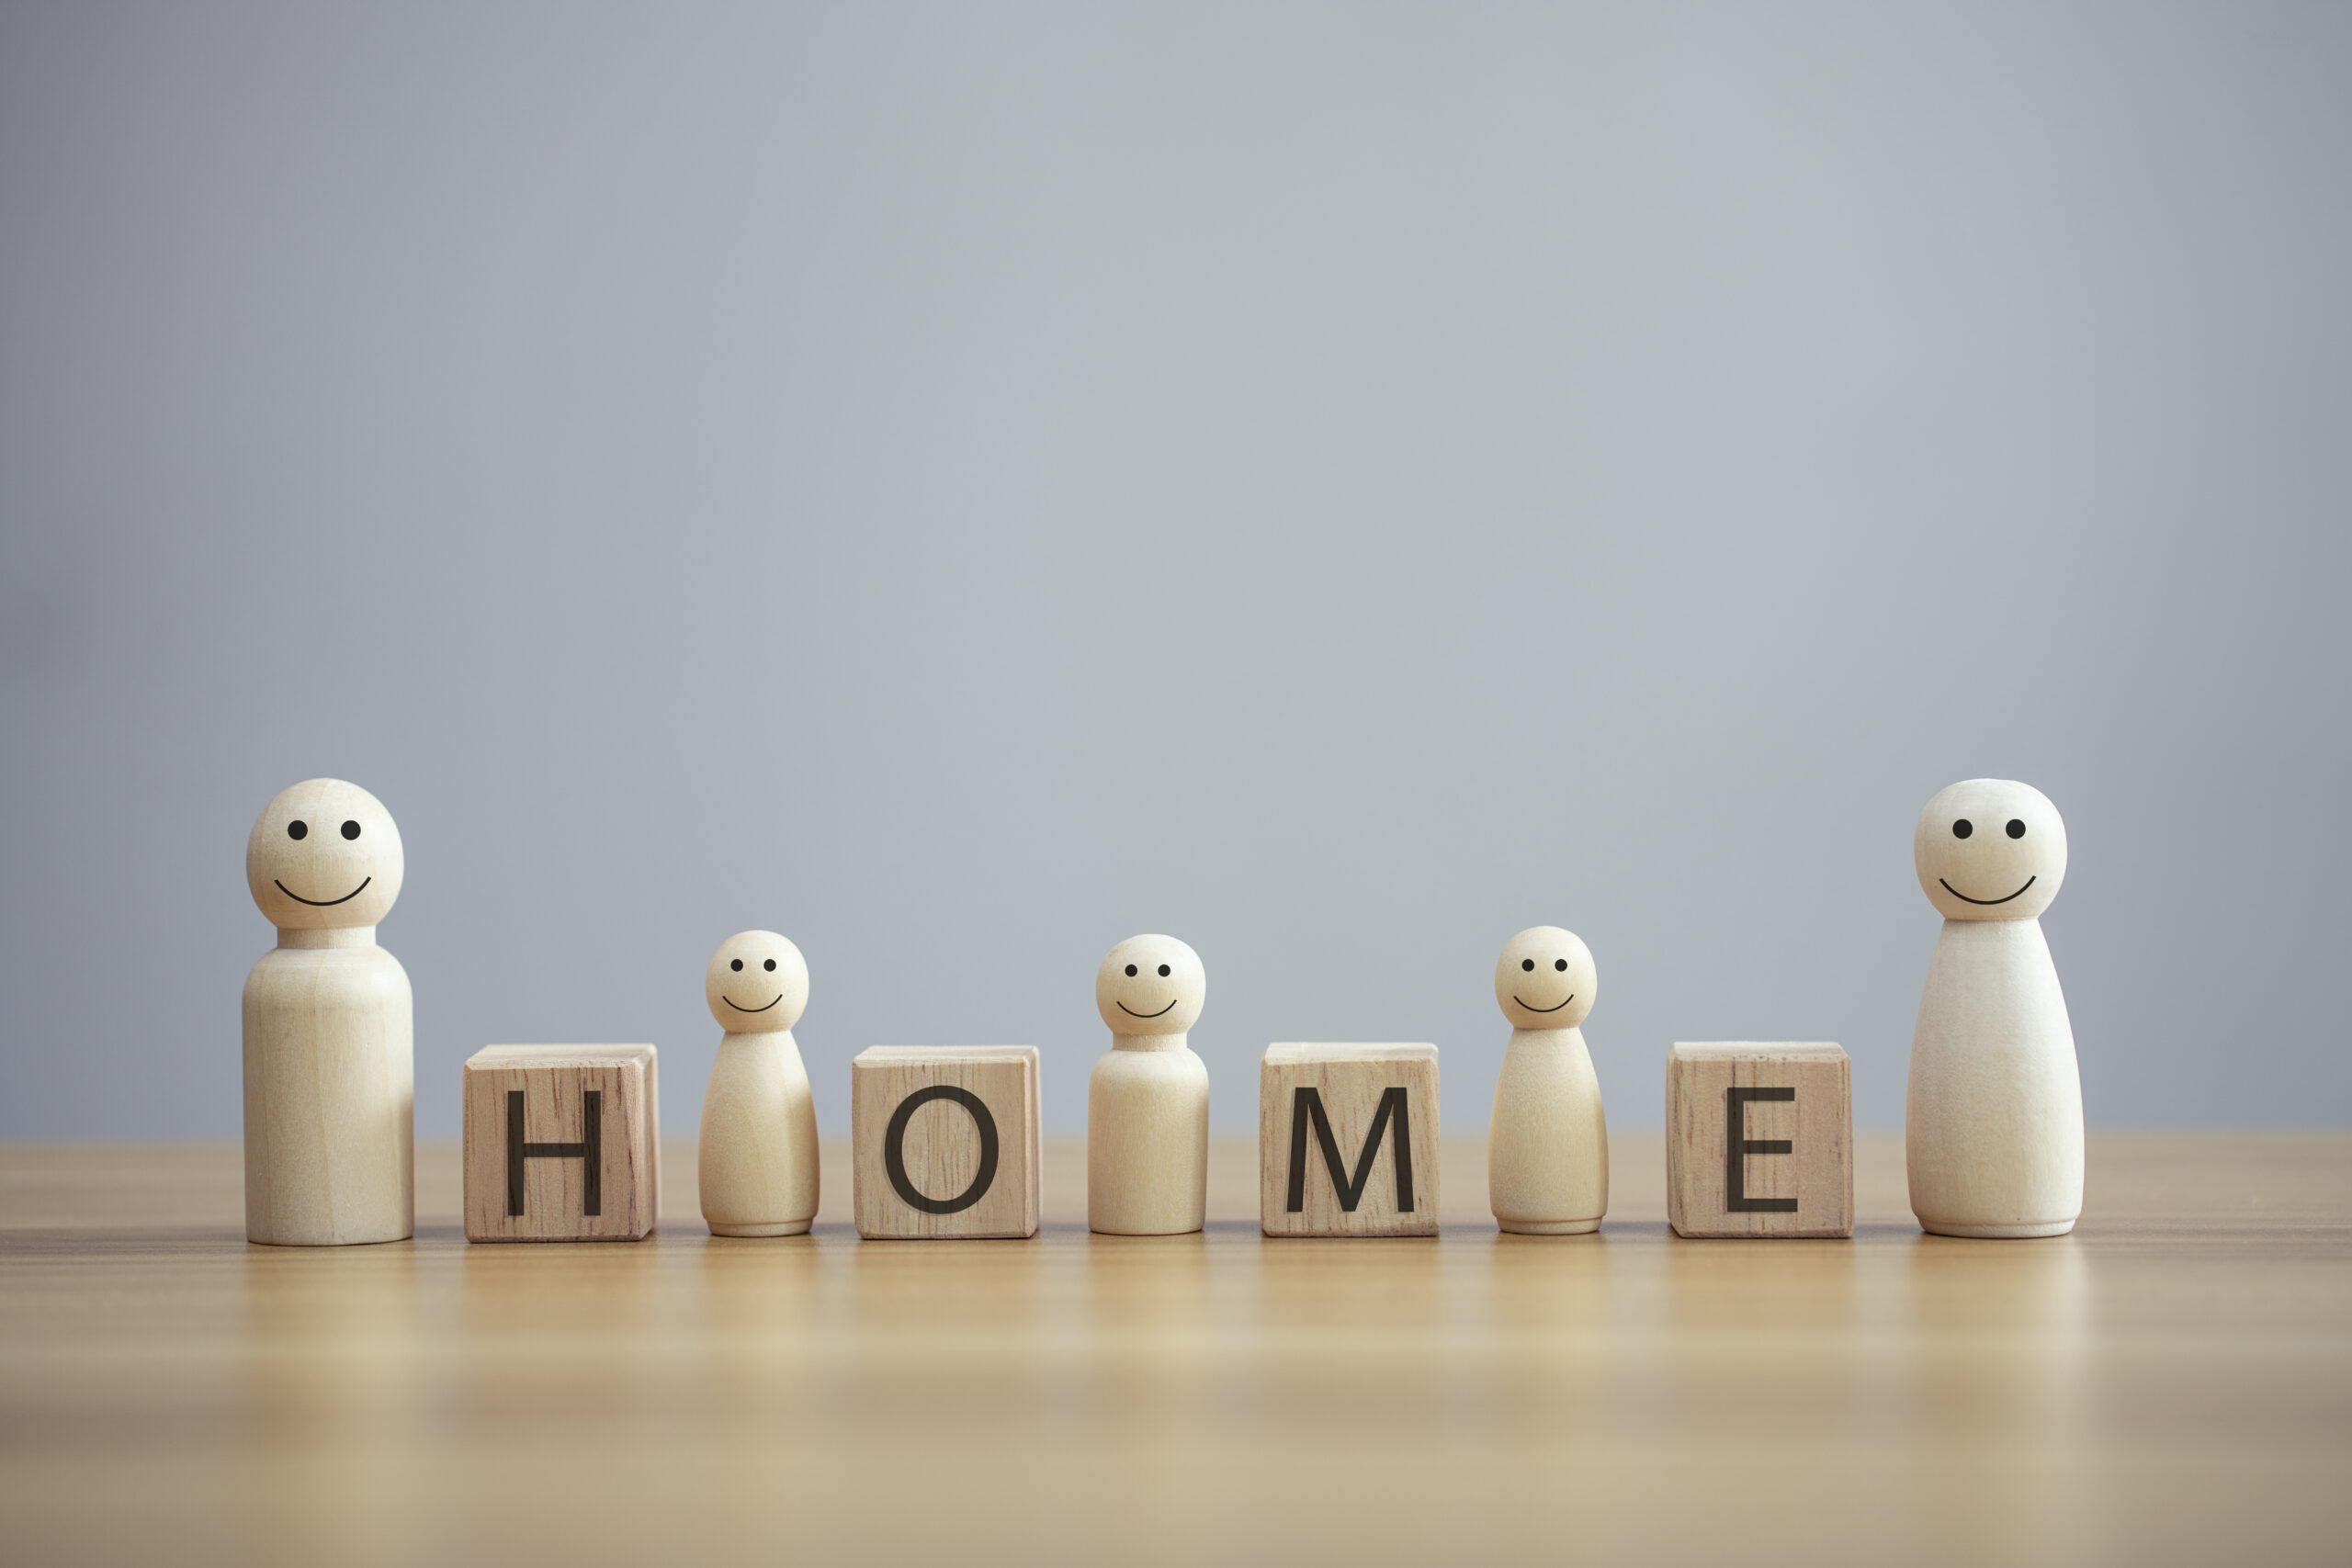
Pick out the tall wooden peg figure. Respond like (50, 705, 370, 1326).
(1907, 779, 2083, 1238)
(243, 778, 413, 1246)
(1487, 926, 1608, 1234)
(697, 931, 819, 1236)
(1087, 935, 1210, 1235)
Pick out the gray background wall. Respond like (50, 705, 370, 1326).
(3, 2, 2346, 1141)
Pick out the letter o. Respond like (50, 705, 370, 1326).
(882, 1085, 1000, 1214)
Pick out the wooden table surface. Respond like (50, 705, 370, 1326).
(3, 1134, 2347, 1566)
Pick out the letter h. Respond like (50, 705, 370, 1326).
(508, 1089, 602, 1217)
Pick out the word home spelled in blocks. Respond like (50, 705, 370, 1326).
(852, 1047, 1041, 1239)
(1667, 1043, 1852, 1238)
(463, 1045, 661, 1242)
(1261, 1043, 1440, 1237)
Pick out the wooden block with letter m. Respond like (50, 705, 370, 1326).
(1260, 1043, 1440, 1237)
(1667, 1043, 1852, 1238)
(462, 1044, 661, 1242)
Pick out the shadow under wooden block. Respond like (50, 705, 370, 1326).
(1667, 1043, 1852, 1238)
(851, 1047, 1041, 1239)
(1260, 1043, 1440, 1237)
(462, 1045, 661, 1242)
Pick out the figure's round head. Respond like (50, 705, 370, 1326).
(1915, 779, 2067, 920)
(1096, 934, 1205, 1034)
(705, 931, 808, 1032)
(246, 778, 404, 930)
(1495, 926, 1596, 1028)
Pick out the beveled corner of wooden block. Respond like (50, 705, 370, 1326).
(1260, 1043, 1441, 1238)
(1666, 1042, 1852, 1239)
(851, 1046, 1041, 1240)
(461, 1044, 661, 1243)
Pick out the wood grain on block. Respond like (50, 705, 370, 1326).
(1261, 1043, 1440, 1237)
(1667, 1043, 1852, 1238)
(242, 777, 414, 1247)
(852, 1047, 1041, 1239)
(462, 1045, 660, 1242)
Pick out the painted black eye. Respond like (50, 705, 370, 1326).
(763, 958, 776, 972)
(730, 959, 743, 972)
(287, 820, 308, 840)
(1952, 819, 1973, 839)
(2007, 819, 2026, 839)
(1158, 964, 1170, 977)
(1521, 958, 1535, 972)
(1555, 959, 1568, 971)
(341, 819, 361, 840)
(1125, 964, 1136, 976)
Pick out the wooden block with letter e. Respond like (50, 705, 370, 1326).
(462, 1045, 661, 1242)
(1667, 1043, 1852, 1238)
(852, 1047, 1041, 1239)
(1261, 1043, 1440, 1237)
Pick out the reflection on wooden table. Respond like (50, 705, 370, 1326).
(1, 1134, 2346, 1564)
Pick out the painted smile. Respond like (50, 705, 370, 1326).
(723, 994, 783, 1013)
(1117, 998, 1178, 1020)
(1939, 875, 2036, 907)
(274, 876, 371, 908)
(1513, 993, 1576, 1014)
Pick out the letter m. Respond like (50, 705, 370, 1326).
(1285, 1085, 1416, 1213)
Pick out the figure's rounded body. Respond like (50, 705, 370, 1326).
(1088, 1039, 1210, 1235)
(242, 779, 413, 1247)
(1488, 1026, 1608, 1234)
(695, 931, 819, 1237)
(1907, 919, 2082, 1236)
(1905, 778, 2082, 1238)
(699, 1030, 820, 1236)
(243, 937, 415, 1245)
(1086, 933, 1210, 1235)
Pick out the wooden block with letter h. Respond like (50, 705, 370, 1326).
(1667, 1043, 1852, 1238)
(463, 1044, 661, 1242)
(1261, 1043, 1440, 1237)
(852, 1047, 1041, 1239)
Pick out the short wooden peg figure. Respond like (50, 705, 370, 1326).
(1087, 934, 1210, 1235)
(1667, 1043, 1853, 1237)
(1906, 779, 2083, 1238)
(463, 1045, 661, 1241)
(1487, 926, 1608, 1235)
(697, 931, 819, 1237)
(1261, 1044, 1440, 1237)
(852, 1047, 1042, 1239)
(242, 778, 413, 1247)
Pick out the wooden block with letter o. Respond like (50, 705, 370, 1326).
(1261, 1043, 1440, 1237)
(1667, 1043, 1852, 1238)
(462, 1044, 661, 1242)
(852, 1047, 1041, 1239)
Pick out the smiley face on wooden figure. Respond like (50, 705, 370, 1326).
(705, 931, 809, 1033)
(245, 778, 404, 931)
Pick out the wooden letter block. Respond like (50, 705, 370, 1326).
(1261, 1043, 1440, 1237)
(852, 1047, 1041, 1239)
(463, 1045, 660, 1242)
(1667, 1043, 1852, 1238)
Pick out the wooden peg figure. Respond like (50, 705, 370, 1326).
(1487, 926, 1608, 1234)
(1906, 780, 2083, 1238)
(696, 931, 819, 1236)
(1087, 934, 1210, 1235)
(243, 778, 413, 1246)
